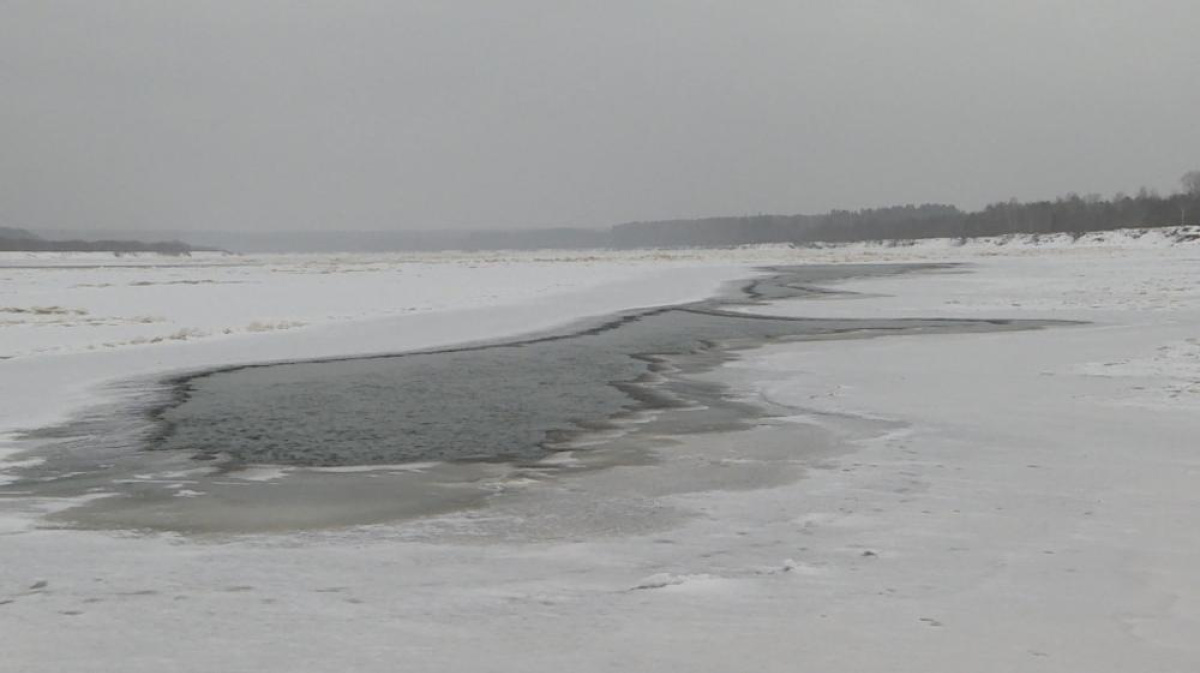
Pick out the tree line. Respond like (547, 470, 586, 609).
(0, 227, 206, 255)
(4, 172, 1198, 253)
(609, 172, 1200, 248)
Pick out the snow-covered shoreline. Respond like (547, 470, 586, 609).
(1, 252, 782, 450)
(4, 226, 1194, 436)
(717, 250, 1200, 670)
(2, 235, 1200, 671)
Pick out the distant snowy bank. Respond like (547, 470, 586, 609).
(795, 224, 1200, 252)
(1, 224, 1197, 268)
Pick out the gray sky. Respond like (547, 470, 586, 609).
(3, 1, 1198, 232)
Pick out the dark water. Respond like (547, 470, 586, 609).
(1, 263, 1076, 533)
(151, 264, 1038, 467)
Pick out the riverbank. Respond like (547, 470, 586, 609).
(2, 243, 1198, 671)
(0, 251, 777, 470)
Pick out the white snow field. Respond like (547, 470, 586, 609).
(2, 231, 1199, 672)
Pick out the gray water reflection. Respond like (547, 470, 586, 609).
(2, 263, 1073, 533)
(153, 264, 1031, 467)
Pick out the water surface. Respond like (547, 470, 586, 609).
(154, 264, 1025, 467)
(4, 263, 1064, 533)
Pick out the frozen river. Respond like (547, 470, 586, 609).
(4, 239, 1200, 672)
(6, 264, 1057, 532)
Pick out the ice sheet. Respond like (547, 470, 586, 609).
(2, 233, 1200, 671)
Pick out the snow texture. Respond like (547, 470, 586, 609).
(2, 230, 1200, 671)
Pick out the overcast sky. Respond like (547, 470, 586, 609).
(2, 1, 1198, 232)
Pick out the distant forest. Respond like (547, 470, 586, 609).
(609, 172, 1200, 249)
(0, 227, 205, 255)
(5, 172, 1199, 253)
(441, 173, 1200, 251)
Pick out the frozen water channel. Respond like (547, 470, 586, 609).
(5, 264, 1061, 532)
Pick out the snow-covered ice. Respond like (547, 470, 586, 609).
(0, 249, 785, 446)
(2, 232, 1199, 671)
